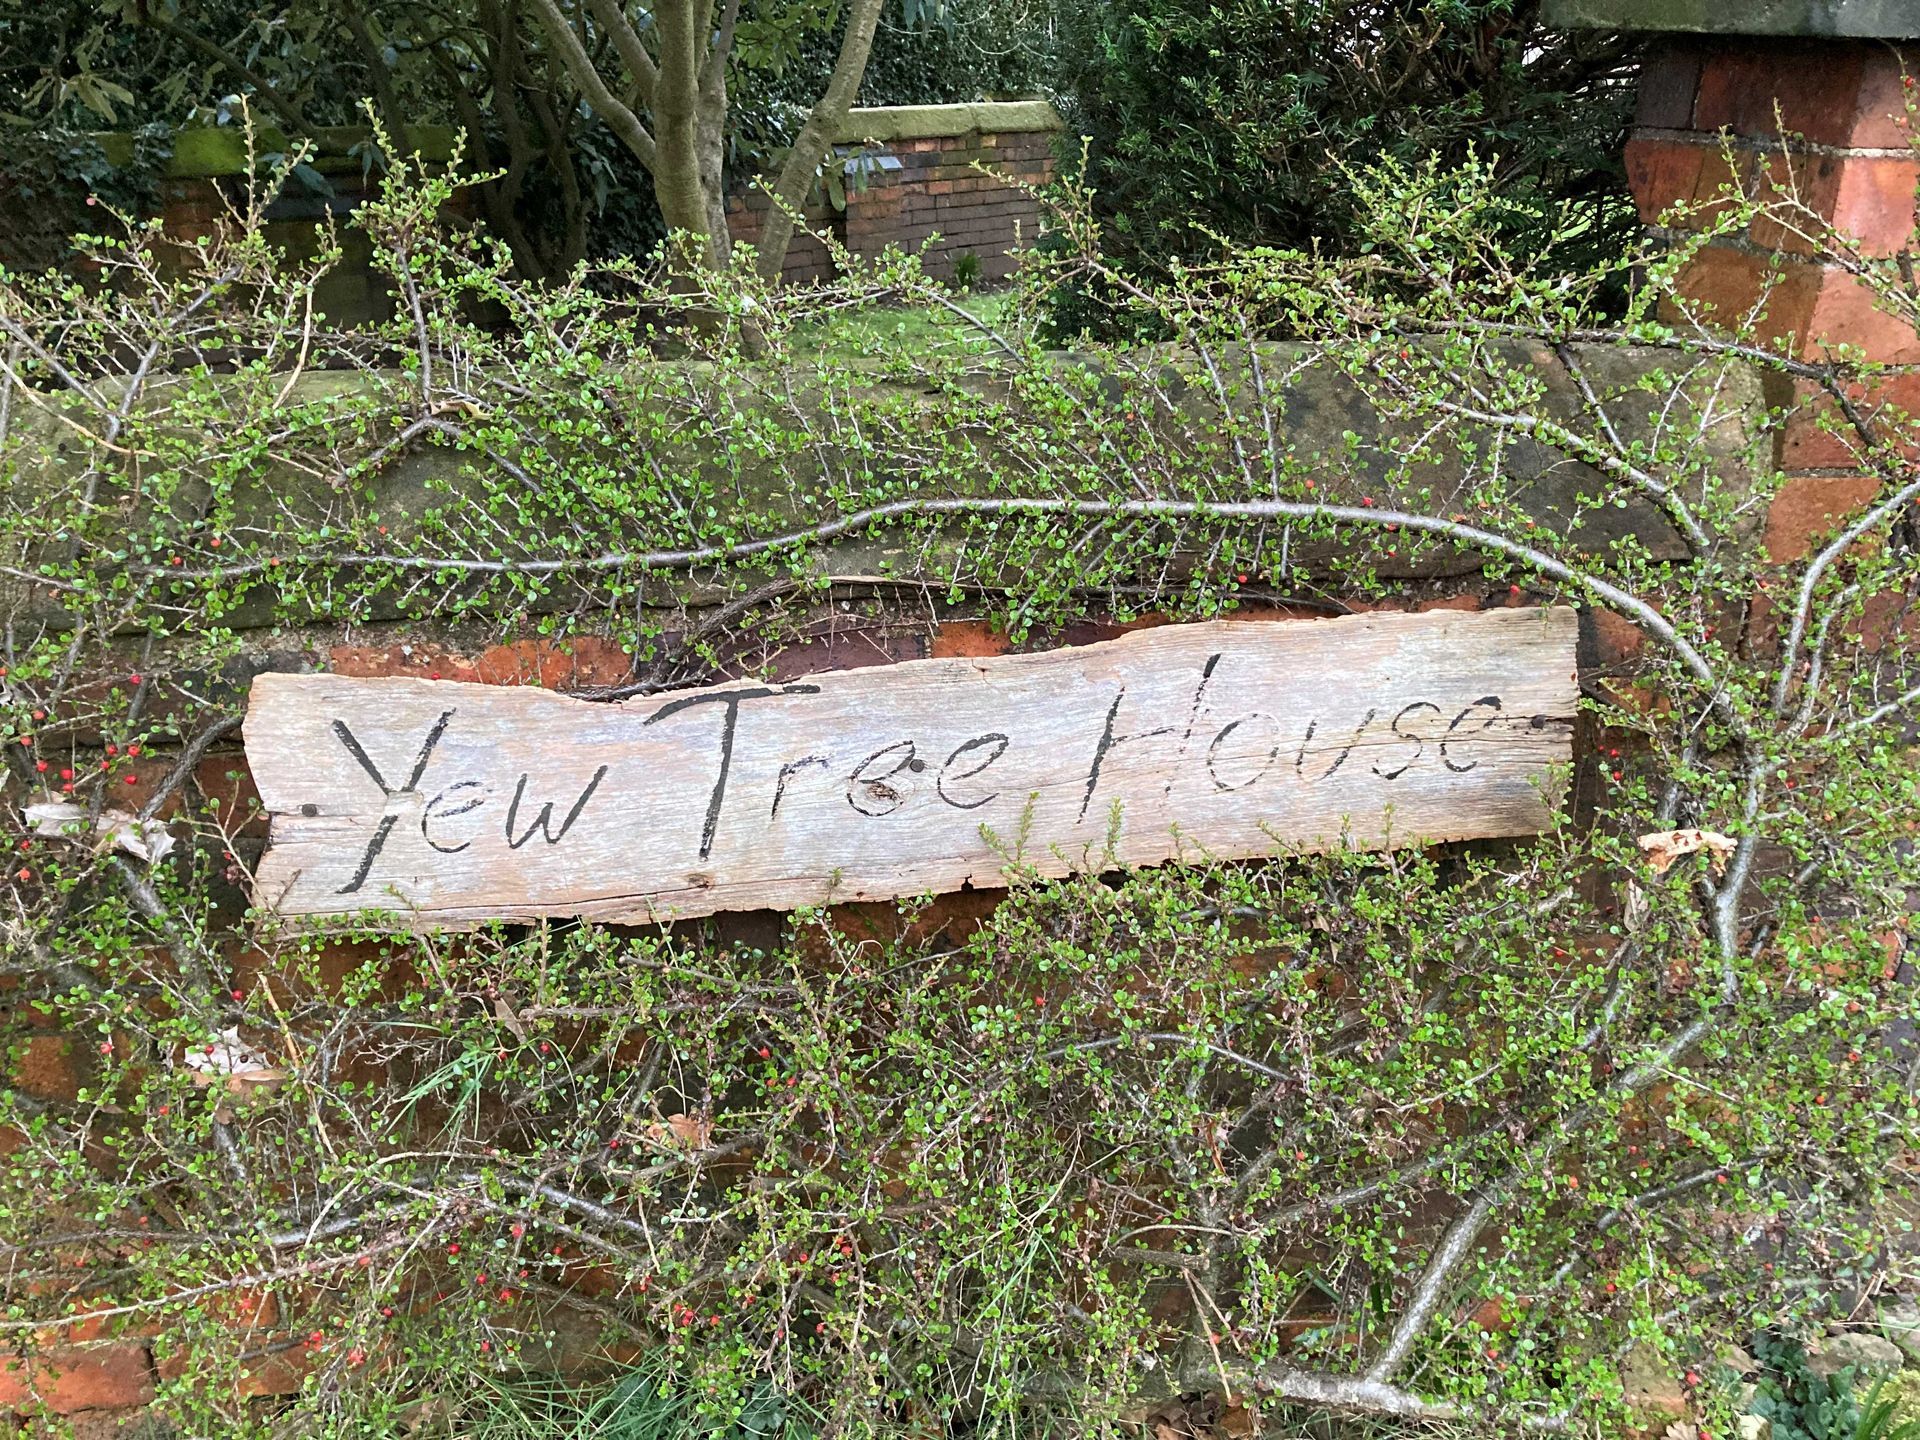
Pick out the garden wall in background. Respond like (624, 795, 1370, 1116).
(9, 101, 1061, 316)
(728, 102, 1061, 286)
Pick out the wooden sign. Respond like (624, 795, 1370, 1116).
(245, 608, 1578, 927)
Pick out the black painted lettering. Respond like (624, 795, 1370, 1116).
(1440, 696, 1503, 773)
(333, 708, 456, 893)
(505, 765, 609, 849)
(421, 780, 489, 854)
(847, 741, 918, 817)
(1205, 714, 1283, 792)
(1294, 718, 1318, 776)
(937, 733, 1009, 810)
(1079, 689, 1178, 821)
(1316, 707, 1376, 781)
(1373, 701, 1441, 781)
(1164, 653, 1223, 796)
(645, 684, 821, 860)
(771, 755, 830, 820)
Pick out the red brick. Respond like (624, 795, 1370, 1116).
(1693, 40, 1870, 146)
(929, 620, 1013, 658)
(328, 643, 480, 681)
(1777, 371, 1920, 469)
(1851, 48, 1920, 148)
(1830, 151, 1920, 256)
(1764, 474, 1882, 562)
(1804, 263, 1920, 362)
(0, 1346, 154, 1413)
(1667, 244, 1817, 343)
(1626, 137, 1751, 227)
(1635, 41, 1702, 130)
(11, 1032, 88, 1104)
(1585, 606, 1647, 668)
(191, 753, 264, 839)
(471, 637, 630, 688)
(1748, 148, 1920, 257)
(1668, 245, 1920, 362)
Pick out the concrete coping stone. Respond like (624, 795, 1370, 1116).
(831, 101, 1065, 144)
(1543, 0, 1920, 37)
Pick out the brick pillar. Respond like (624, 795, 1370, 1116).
(1548, 2, 1920, 562)
(1618, 30, 1920, 560)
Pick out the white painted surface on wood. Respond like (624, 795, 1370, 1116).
(246, 608, 1579, 927)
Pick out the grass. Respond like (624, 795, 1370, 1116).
(440, 1369, 818, 1440)
(786, 288, 1016, 362)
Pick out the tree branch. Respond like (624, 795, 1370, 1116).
(526, 0, 658, 171)
(751, 0, 886, 282)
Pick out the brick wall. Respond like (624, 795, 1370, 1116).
(51, 104, 1061, 302)
(728, 103, 1060, 285)
(1624, 36, 1920, 562)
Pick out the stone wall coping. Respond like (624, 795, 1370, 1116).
(831, 100, 1065, 144)
(96, 124, 460, 179)
(88, 101, 1062, 182)
(1544, 0, 1920, 37)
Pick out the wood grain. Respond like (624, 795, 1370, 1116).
(245, 607, 1579, 927)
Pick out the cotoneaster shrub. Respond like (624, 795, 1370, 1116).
(0, 139, 1916, 1438)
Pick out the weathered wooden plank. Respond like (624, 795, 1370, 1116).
(245, 608, 1579, 927)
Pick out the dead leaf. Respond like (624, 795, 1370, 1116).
(1216, 1402, 1257, 1439)
(643, 1113, 712, 1150)
(1637, 828, 1736, 877)
(492, 997, 529, 1041)
(24, 803, 175, 862)
(178, 1028, 287, 1099)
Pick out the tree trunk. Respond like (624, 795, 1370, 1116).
(751, 0, 886, 283)
(695, 32, 734, 269)
(651, 0, 726, 268)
